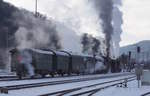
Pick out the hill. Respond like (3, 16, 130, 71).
(120, 40, 150, 61)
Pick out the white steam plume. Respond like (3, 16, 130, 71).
(55, 22, 82, 53)
(111, 0, 123, 58)
(37, 0, 105, 54)
(38, 0, 103, 37)
(89, 61, 106, 73)
(19, 49, 35, 76)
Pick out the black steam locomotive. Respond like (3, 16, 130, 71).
(9, 48, 121, 79)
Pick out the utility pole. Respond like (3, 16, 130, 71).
(143, 52, 145, 64)
(147, 52, 149, 69)
(128, 51, 131, 72)
(135, 46, 142, 88)
(35, 0, 38, 17)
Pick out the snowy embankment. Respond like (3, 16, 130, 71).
(0, 72, 134, 96)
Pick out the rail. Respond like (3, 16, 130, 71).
(40, 76, 136, 96)
(0, 74, 135, 94)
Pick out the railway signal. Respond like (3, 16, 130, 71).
(128, 51, 131, 72)
(129, 51, 131, 59)
(137, 46, 141, 53)
(136, 46, 143, 88)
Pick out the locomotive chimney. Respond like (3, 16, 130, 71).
(35, 0, 38, 17)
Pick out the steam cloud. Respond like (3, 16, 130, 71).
(14, 10, 61, 50)
(0, 0, 61, 50)
(111, 0, 123, 58)
(0, 0, 123, 72)
(34, 0, 105, 53)
(0, 0, 61, 70)
(19, 49, 35, 76)
(3, 0, 107, 54)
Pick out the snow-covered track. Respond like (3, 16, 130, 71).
(0, 74, 86, 82)
(0, 73, 134, 94)
(0, 77, 19, 81)
(39, 76, 136, 96)
(141, 92, 150, 96)
(0, 76, 58, 82)
(0, 76, 17, 79)
(0, 72, 133, 82)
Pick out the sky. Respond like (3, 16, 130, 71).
(3, 0, 150, 47)
(121, 0, 150, 47)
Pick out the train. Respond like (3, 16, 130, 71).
(9, 48, 121, 79)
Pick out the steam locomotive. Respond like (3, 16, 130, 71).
(9, 48, 121, 79)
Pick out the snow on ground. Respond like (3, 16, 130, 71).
(0, 72, 132, 87)
(94, 80, 150, 96)
(65, 79, 129, 96)
(0, 74, 134, 96)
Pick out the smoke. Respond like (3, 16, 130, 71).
(93, 0, 113, 57)
(111, 0, 123, 58)
(93, 0, 123, 58)
(4, 0, 108, 54)
(0, 0, 18, 48)
(13, 9, 61, 50)
(0, 1, 61, 70)
(81, 33, 91, 54)
(92, 37, 101, 55)
(81, 33, 101, 55)
(0, 0, 62, 50)
(0, 0, 18, 70)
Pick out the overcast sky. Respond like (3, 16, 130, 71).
(121, 0, 150, 47)
(4, 0, 150, 47)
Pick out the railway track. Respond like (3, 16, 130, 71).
(0, 76, 17, 80)
(40, 76, 136, 96)
(0, 74, 82, 81)
(0, 76, 54, 81)
(141, 92, 150, 96)
(0, 75, 16, 78)
(0, 74, 134, 94)
(0, 72, 133, 82)
(0, 77, 19, 81)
